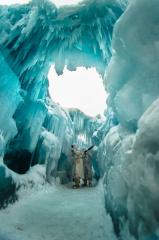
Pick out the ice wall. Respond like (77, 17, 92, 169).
(69, 109, 103, 147)
(32, 100, 74, 183)
(0, 53, 21, 153)
(97, 0, 159, 239)
(0, 53, 22, 207)
(105, 0, 159, 129)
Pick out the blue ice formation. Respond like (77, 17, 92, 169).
(1, 0, 159, 239)
(0, 0, 124, 175)
(0, 53, 21, 149)
(97, 0, 159, 239)
(69, 109, 103, 147)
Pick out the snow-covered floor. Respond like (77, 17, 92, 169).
(0, 182, 116, 240)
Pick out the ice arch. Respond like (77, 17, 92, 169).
(0, 0, 126, 173)
(0, 0, 125, 94)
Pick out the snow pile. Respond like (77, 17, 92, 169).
(0, 163, 46, 209)
(15, 165, 46, 199)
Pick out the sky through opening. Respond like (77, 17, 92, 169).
(48, 66, 107, 117)
(0, 0, 82, 7)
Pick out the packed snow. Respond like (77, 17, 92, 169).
(0, 182, 116, 240)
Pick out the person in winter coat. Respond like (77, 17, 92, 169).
(83, 146, 94, 187)
(71, 145, 84, 188)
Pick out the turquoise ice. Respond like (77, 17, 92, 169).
(0, 0, 159, 240)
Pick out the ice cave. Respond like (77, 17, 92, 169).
(0, 0, 159, 239)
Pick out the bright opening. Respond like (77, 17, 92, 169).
(0, 0, 29, 4)
(0, 0, 82, 6)
(48, 66, 107, 117)
(51, 0, 82, 7)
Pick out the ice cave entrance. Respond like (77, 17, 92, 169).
(48, 66, 107, 117)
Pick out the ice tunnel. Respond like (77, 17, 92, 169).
(0, 0, 123, 181)
(1, 0, 159, 239)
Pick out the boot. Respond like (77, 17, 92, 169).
(73, 178, 80, 188)
(83, 178, 87, 187)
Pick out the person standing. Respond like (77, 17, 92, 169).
(83, 146, 94, 187)
(71, 145, 84, 188)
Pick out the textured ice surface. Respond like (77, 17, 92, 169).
(69, 108, 103, 148)
(105, 0, 159, 129)
(32, 100, 74, 182)
(0, 0, 125, 174)
(96, 0, 159, 239)
(0, 0, 124, 88)
(0, 181, 117, 240)
(0, 53, 21, 150)
(100, 99, 159, 239)
(0, 162, 46, 208)
(1, 0, 159, 240)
